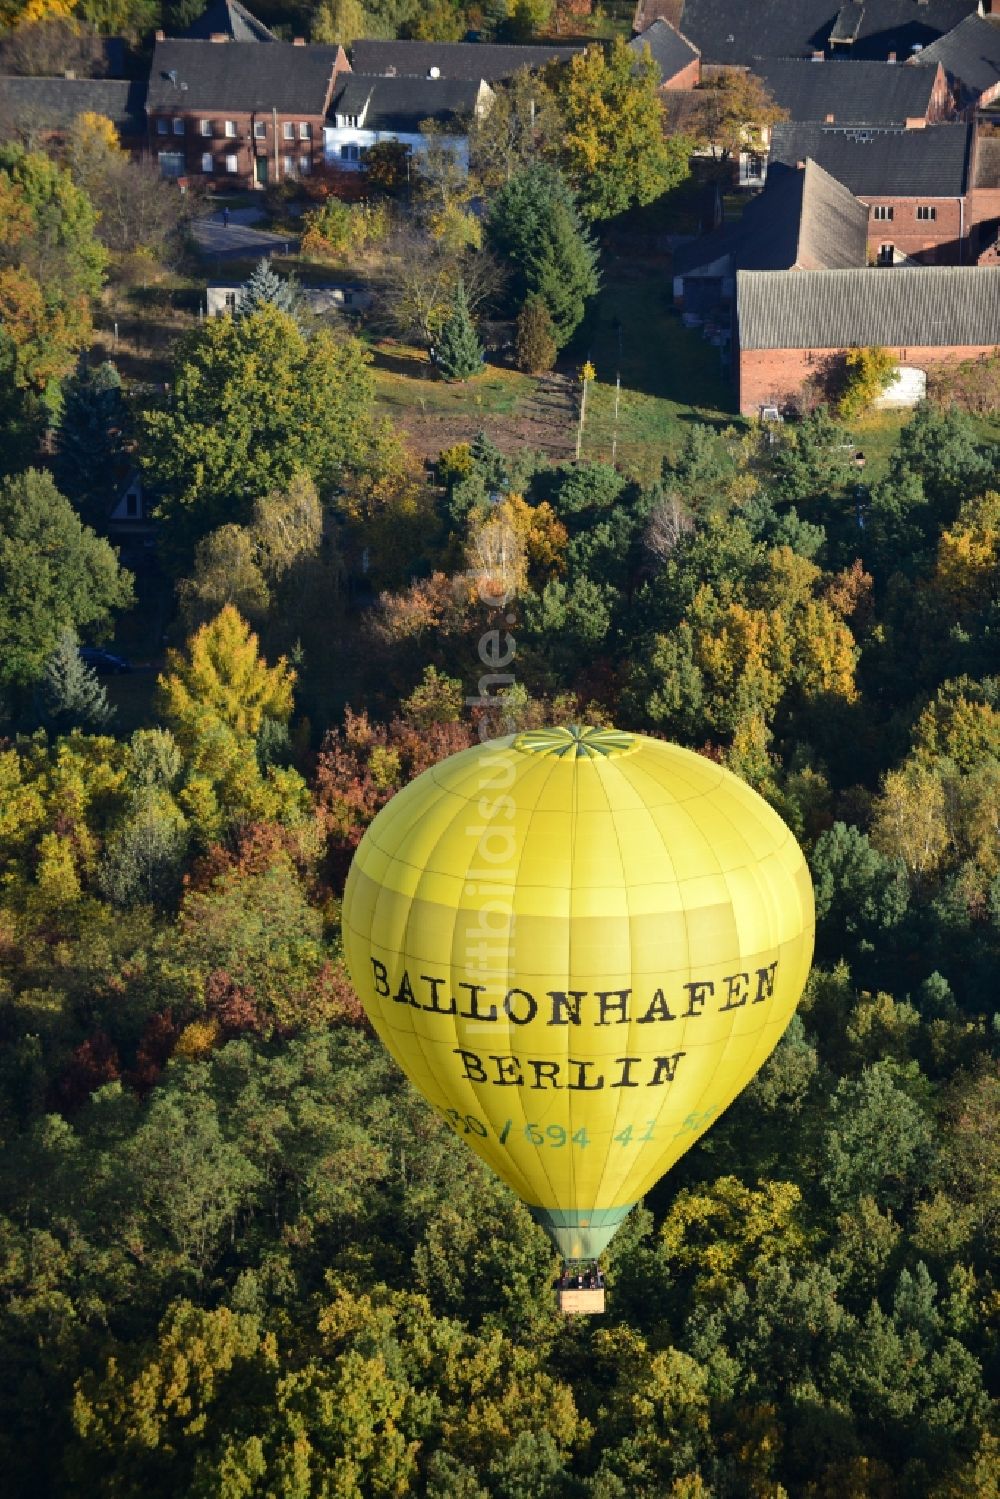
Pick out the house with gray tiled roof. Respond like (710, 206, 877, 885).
(326, 72, 491, 171)
(673, 159, 868, 309)
(751, 57, 951, 127)
(147, 38, 348, 186)
(0, 75, 147, 150)
(908, 12, 1000, 110)
(767, 120, 974, 262)
(736, 264, 1000, 413)
(632, 0, 979, 66)
(628, 20, 701, 89)
(179, 0, 278, 42)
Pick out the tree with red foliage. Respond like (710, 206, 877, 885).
(126, 1011, 179, 1098)
(314, 706, 475, 884)
(50, 1031, 119, 1114)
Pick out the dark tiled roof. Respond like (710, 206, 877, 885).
(182, 0, 277, 42)
(331, 73, 482, 129)
(147, 40, 343, 114)
(628, 19, 699, 81)
(666, 0, 977, 67)
(768, 120, 973, 197)
(908, 13, 1000, 99)
(348, 38, 583, 81)
(753, 58, 939, 124)
(674, 159, 867, 275)
(737, 264, 1000, 347)
(0, 74, 147, 133)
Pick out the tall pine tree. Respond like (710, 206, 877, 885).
(486, 164, 599, 347)
(52, 361, 126, 530)
(434, 282, 484, 383)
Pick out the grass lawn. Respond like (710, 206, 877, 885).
(842, 407, 1000, 485)
(372, 341, 534, 419)
(577, 257, 737, 479)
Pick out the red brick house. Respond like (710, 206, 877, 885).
(766, 121, 973, 263)
(735, 264, 1000, 414)
(628, 20, 700, 89)
(146, 37, 349, 189)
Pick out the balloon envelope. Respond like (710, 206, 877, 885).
(343, 726, 814, 1260)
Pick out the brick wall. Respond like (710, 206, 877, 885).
(860, 195, 964, 263)
(149, 109, 326, 188)
(739, 341, 1000, 414)
(661, 57, 700, 90)
(968, 185, 1000, 255)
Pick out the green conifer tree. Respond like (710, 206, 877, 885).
(515, 295, 557, 374)
(52, 362, 125, 530)
(236, 258, 301, 324)
(434, 282, 484, 383)
(34, 627, 114, 733)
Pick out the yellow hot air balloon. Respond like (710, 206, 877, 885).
(342, 725, 814, 1274)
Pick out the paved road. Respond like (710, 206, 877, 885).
(191, 208, 299, 260)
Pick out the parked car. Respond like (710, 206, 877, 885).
(79, 646, 131, 675)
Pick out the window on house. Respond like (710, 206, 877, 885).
(225, 153, 238, 173)
(873, 204, 893, 220)
(125, 491, 139, 518)
(283, 154, 296, 175)
(283, 122, 294, 140)
(899, 348, 908, 360)
(225, 291, 238, 309)
(201, 152, 213, 172)
(299, 154, 311, 174)
(338, 113, 358, 128)
(299, 121, 311, 139)
(224, 120, 236, 138)
(340, 143, 360, 162)
(157, 151, 185, 178)
(254, 120, 266, 139)
(199, 119, 211, 136)
(878, 243, 895, 265)
(744, 154, 763, 180)
(172, 117, 184, 135)
(156, 117, 168, 134)
(916, 205, 937, 220)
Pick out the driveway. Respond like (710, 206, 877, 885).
(192, 207, 299, 260)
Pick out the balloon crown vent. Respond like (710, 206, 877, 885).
(513, 725, 636, 759)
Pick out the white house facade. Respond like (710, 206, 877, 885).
(324, 74, 491, 171)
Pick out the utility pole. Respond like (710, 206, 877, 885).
(576, 360, 595, 462)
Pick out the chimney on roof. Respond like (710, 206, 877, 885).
(796, 158, 807, 169)
(428, 65, 441, 78)
(64, 68, 75, 79)
(210, 32, 228, 41)
(887, 50, 896, 63)
(155, 28, 164, 39)
(811, 50, 824, 61)
(825, 112, 835, 122)
(293, 36, 306, 44)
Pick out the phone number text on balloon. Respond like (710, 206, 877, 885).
(437, 1106, 718, 1148)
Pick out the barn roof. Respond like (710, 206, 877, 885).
(737, 265, 1000, 348)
